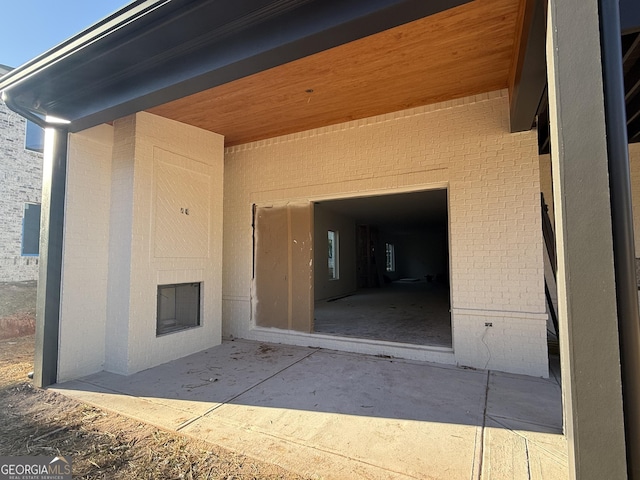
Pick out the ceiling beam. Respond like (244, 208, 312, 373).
(508, 0, 547, 132)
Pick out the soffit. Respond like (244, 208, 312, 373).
(0, 0, 474, 133)
(148, 0, 521, 146)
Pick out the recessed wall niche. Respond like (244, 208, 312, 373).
(153, 148, 211, 258)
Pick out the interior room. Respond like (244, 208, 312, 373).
(313, 189, 451, 347)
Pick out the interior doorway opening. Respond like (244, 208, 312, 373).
(313, 189, 451, 347)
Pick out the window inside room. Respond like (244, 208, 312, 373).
(157, 283, 201, 336)
(328, 230, 339, 280)
(385, 243, 395, 272)
(22, 203, 41, 256)
(313, 189, 452, 348)
(25, 120, 45, 153)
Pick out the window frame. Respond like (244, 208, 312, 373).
(328, 230, 339, 280)
(385, 242, 396, 273)
(24, 120, 45, 153)
(21, 202, 41, 257)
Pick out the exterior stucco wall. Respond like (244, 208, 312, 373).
(0, 101, 43, 281)
(223, 90, 548, 377)
(59, 112, 224, 380)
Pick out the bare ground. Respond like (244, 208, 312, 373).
(0, 283, 309, 479)
(0, 281, 37, 339)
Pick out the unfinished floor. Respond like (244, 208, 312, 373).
(52, 339, 566, 479)
(314, 281, 452, 347)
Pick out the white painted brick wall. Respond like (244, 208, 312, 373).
(223, 90, 548, 377)
(108, 112, 224, 375)
(59, 113, 224, 379)
(0, 101, 43, 281)
(105, 115, 136, 373)
(58, 125, 113, 382)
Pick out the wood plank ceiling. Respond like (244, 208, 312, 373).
(148, 0, 522, 146)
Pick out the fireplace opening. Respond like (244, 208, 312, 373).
(156, 282, 201, 336)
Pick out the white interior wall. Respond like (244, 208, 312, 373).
(223, 90, 548, 377)
(313, 204, 357, 300)
(58, 125, 113, 381)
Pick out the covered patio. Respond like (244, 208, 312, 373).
(52, 340, 566, 479)
(1, 0, 639, 477)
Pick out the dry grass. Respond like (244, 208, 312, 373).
(0, 283, 308, 479)
(0, 281, 36, 339)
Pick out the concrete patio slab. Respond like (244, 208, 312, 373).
(51, 339, 567, 479)
(68, 341, 312, 419)
(483, 418, 567, 480)
(486, 372, 563, 433)
(51, 379, 196, 430)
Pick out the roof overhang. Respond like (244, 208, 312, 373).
(0, 0, 472, 134)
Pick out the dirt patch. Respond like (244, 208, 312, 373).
(0, 336, 309, 479)
(0, 312, 36, 340)
(0, 281, 37, 339)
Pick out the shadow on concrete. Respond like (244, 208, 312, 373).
(53, 340, 562, 433)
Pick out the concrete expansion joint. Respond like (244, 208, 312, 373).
(476, 370, 491, 480)
(68, 379, 126, 396)
(483, 413, 566, 471)
(176, 347, 318, 432)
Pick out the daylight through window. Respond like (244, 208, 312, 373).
(328, 230, 339, 280)
(385, 243, 395, 272)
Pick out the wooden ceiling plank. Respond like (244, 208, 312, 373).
(148, 0, 521, 146)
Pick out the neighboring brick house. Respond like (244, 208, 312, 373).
(0, 65, 43, 282)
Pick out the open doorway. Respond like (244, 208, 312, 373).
(313, 189, 451, 347)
